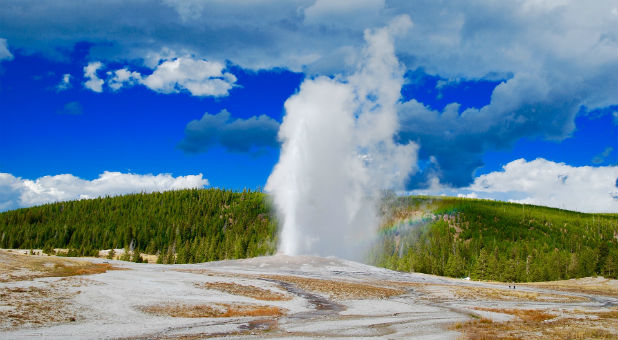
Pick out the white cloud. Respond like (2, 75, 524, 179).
(413, 158, 618, 213)
(56, 73, 71, 91)
(304, 0, 385, 28)
(0, 171, 208, 211)
(81, 57, 236, 97)
(107, 68, 142, 91)
(83, 61, 104, 93)
(141, 57, 236, 97)
(0, 38, 13, 61)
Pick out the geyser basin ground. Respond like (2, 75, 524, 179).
(1, 250, 616, 340)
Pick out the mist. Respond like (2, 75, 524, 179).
(265, 17, 418, 260)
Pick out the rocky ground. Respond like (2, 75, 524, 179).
(0, 249, 616, 340)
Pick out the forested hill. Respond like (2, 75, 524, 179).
(370, 196, 618, 281)
(0, 189, 277, 263)
(1, 190, 617, 282)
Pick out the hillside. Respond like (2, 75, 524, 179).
(0, 189, 277, 263)
(370, 195, 618, 281)
(1, 190, 616, 281)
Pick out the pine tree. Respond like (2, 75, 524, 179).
(132, 249, 143, 263)
(473, 248, 490, 280)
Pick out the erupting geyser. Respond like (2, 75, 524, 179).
(266, 16, 418, 260)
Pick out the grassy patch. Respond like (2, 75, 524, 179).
(0, 250, 118, 282)
(452, 307, 618, 340)
(519, 277, 618, 297)
(265, 275, 406, 300)
(386, 281, 586, 303)
(140, 303, 286, 318)
(451, 285, 587, 302)
(0, 285, 80, 330)
(196, 282, 291, 301)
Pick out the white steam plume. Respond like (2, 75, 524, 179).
(266, 16, 418, 260)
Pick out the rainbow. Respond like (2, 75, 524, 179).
(379, 211, 434, 236)
(379, 206, 460, 236)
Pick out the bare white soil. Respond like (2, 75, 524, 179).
(1, 253, 616, 340)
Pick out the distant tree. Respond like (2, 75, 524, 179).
(107, 248, 115, 260)
(132, 249, 143, 263)
(473, 248, 490, 280)
(444, 252, 465, 278)
(119, 245, 131, 261)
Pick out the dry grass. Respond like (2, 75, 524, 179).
(0, 250, 118, 282)
(387, 281, 586, 303)
(452, 307, 618, 340)
(176, 268, 244, 278)
(451, 285, 587, 302)
(519, 277, 618, 297)
(474, 307, 556, 322)
(140, 302, 286, 318)
(0, 284, 81, 330)
(264, 275, 406, 300)
(196, 282, 291, 301)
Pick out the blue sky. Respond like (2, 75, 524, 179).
(0, 0, 617, 212)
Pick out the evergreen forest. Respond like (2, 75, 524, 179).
(369, 196, 618, 281)
(0, 189, 277, 263)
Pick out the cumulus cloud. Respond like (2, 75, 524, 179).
(398, 70, 584, 187)
(83, 61, 104, 92)
(82, 57, 236, 97)
(0, 171, 208, 211)
(0, 38, 12, 61)
(141, 58, 236, 96)
(178, 110, 279, 153)
(470, 159, 618, 213)
(413, 159, 618, 213)
(56, 73, 72, 91)
(107, 68, 142, 91)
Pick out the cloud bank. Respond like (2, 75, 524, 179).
(397, 70, 586, 187)
(0, 172, 208, 212)
(412, 159, 618, 213)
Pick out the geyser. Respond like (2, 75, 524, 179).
(266, 16, 418, 260)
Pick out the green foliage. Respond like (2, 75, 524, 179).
(0, 188, 278, 264)
(370, 196, 618, 282)
(132, 249, 143, 263)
